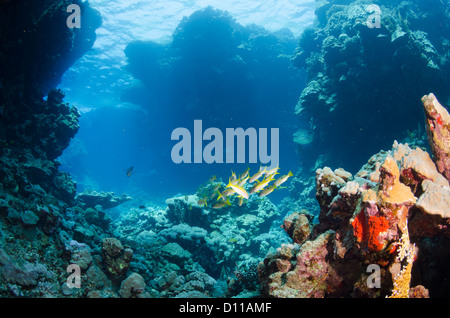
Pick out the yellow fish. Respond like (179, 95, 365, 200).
(237, 176, 249, 187)
(197, 198, 208, 207)
(248, 166, 266, 183)
(226, 181, 249, 199)
(212, 198, 231, 209)
(249, 175, 274, 194)
(273, 171, 293, 187)
(264, 166, 279, 177)
(229, 171, 237, 183)
(239, 167, 250, 180)
(210, 191, 218, 200)
(258, 185, 276, 197)
(217, 188, 235, 201)
(209, 175, 217, 182)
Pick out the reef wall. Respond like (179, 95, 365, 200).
(293, 0, 450, 170)
(0, 1, 103, 297)
(0, 0, 101, 203)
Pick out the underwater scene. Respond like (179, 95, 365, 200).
(0, 0, 449, 302)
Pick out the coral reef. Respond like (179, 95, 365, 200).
(258, 136, 450, 297)
(1, 0, 449, 300)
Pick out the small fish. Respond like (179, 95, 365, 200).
(210, 191, 218, 200)
(239, 167, 250, 180)
(273, 171, 294, 187)
(258, 185, 277, 197)
(264, 166, 279, 177)
(198, 198, 208, 207)
(250, 175, 275, 194)
(209, 175, 217, 182)
(228, 237, 238, 243)
(229, 171, 237, 183)
(226, 181, 249, 199)
(217, 188, 235, 201)
(212, 184, 221, 192)
(212, 198, 231, 209)
(238, 196, 245, 206)
(139, 205, 146, 209)
(237, 176, 249, 187)
(248, 166, 266, 183)
(125, 166, 134, 177)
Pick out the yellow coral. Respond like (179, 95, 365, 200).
(380, 157, 416, 205)
(387, 223, 416, 298)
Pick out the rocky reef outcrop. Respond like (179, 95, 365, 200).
(258, 93, 450, 297)
(293, 0, 450, 169)
(422, 93, 450, 182)
(0, 1, 101, 204)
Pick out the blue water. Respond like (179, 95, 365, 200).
(58, 2, 315, 203)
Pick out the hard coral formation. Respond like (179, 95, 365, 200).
(422, 93, 450, 182)
(351, 156, 416, 256)
(259, 137, 450, 297)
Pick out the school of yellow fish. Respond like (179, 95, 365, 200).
(197, 166, 293, 209)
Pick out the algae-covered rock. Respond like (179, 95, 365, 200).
(161, 243, 192, 263)
(259, 231, 350, 298)
(20, 210, 39, 226)
(422, 93, 450, 182)
(281, 212, 311, 245)
(119, 272, 147, 298)
(102, 238, 133, 280)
